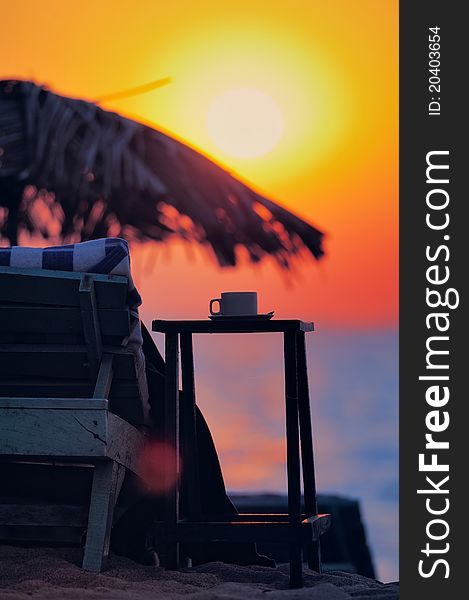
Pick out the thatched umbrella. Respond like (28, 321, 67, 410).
(0, 79, 324, 267)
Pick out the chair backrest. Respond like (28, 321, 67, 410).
(0, 267, 147, 427)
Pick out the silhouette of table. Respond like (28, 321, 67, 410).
(151, 319, 330, 588)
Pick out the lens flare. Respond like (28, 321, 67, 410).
(137, 441, 180, 493)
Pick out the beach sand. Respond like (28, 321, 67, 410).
(0, 546, 398, 599)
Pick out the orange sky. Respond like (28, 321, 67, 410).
(1, 0, 398, 328)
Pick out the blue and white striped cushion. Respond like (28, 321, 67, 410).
(0, 237, 142, 346)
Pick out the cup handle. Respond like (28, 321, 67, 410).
(210, 298, 222, 315)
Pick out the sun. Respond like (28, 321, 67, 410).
(206, 88, 284, 159)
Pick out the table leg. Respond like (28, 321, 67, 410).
(296, 331, 321, 573)
(284, 331, 303, 588)
(164, 332, 180, 569)
(180, 332, 201, 519)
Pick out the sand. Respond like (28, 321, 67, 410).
(0, 546, 399, 599)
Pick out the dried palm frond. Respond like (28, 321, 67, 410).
(0, 79, 324, 266)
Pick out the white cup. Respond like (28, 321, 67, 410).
(210, 292, 258, 316)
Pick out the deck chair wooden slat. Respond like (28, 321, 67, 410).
(0, 267, 148, 572)
(0, 503, 89, 528)
(0, 398, 145, 474)
(0, 306, 131, 337)
(0, 380, 144, 428)
(0, 266, 128, 308)
(0, 346, 140, 380)
(0, 380, 141, 399)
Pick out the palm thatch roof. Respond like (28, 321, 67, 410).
(0, 79, 324, 267)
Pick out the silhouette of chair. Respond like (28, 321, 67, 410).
(0, 267, 148, 572)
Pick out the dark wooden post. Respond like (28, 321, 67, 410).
(79, 274, 102, 382)
(164, 331, 180, 569)
(180, 332, 201, 519)
(284, 331, 303, 588)
(296, 330, 321, 572)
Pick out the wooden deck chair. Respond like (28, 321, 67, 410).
(0, 267, 148, 572)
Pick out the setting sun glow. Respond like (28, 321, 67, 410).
(206, 88, 284, 158)
(1, 0, 397, 327)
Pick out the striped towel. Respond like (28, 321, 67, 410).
(0, 237, 143, 347)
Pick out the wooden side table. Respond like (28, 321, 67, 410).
(151, 318, 331, 589)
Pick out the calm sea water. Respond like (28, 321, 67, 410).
(152, 328, 399, 582)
